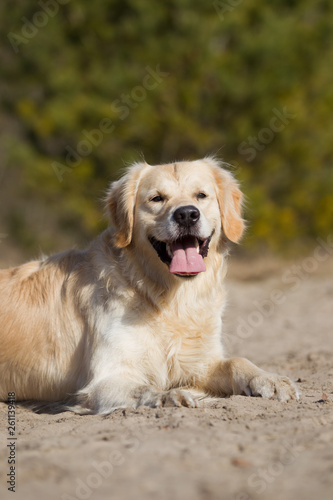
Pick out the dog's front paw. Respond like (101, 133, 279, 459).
(245, 373, 300, 402)
(161, 389, 199, 408)
(135, 387, 199, 408)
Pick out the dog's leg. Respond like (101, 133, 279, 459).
(72, 376, 199, 414)
(203, 357, 299, 402)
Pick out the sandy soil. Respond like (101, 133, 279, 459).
(0, 255, 333, 500)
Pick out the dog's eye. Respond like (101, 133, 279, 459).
(197, 192, 207, 199)
(150, 195, 164, 203)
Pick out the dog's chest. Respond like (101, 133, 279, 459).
(151, 309, 223, 387)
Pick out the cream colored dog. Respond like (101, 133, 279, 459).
(0, 158, 299, 413)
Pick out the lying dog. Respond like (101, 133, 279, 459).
(0, 158, 299, 413)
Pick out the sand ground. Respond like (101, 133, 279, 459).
(0, 255, 332, 500)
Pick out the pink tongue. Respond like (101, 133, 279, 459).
(169, 236, 206, 275)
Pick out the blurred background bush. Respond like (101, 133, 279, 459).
(1, 0, 332, 262)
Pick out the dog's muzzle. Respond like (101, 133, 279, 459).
(148, 205, 212, 277)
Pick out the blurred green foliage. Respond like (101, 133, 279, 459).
(0, 0, 332, 256)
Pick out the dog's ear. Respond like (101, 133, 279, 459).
(211, 161, 245, 243)
(106, 162, 147, 248)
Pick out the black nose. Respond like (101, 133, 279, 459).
(173, 205, 200, 227)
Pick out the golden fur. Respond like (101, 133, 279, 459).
(0, 158, 299, 413)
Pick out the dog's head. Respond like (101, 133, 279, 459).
(106, 158, 244, 278)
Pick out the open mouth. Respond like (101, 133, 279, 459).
(149, 234, 212, 277)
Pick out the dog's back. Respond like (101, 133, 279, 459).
(0, 250, 89, 401)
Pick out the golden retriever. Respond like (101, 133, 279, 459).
(0, 157, 299, 413)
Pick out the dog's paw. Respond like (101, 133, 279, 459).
(135, 387, 199, 408)
(245, 373, 300, 402)
(161, 389, 199, 408)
